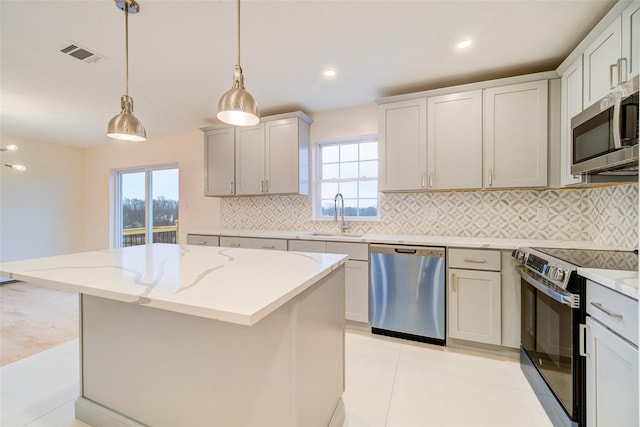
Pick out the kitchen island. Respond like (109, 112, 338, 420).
(0, 244, 348, 427)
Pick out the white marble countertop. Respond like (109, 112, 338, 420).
(190, 229, 636, 251)
(0, 244, 348, 326)
(578, 268, 639, 300)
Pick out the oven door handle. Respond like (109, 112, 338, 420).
(515, 266, 579, 308)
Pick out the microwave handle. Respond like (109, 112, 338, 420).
(612, 96, 622, 149)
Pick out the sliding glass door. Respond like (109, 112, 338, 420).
(115, 164, 179, 247)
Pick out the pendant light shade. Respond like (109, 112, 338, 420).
(107, 95, 146, 141)
(217, 0, 259, 126)
(107, 0, 146, 141)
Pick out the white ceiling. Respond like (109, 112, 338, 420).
(0, 0, 615, 147)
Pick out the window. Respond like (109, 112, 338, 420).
(315, 135, 378, 219)
(114, 164, 179, 247)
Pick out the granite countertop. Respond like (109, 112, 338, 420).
(578, 268, 639, 300)
(191, 229, 636, 252)
(0, 244, 348, 326)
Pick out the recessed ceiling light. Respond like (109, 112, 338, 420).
(322, 67, 337, 78)
(457, 40, 472, 49)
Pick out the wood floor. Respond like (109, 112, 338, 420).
(0, 282, 79, 366)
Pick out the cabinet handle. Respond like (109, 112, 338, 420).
(617, 57, 628, 84)
(261, 245, 276, 249)
(488, 168, 493, 186)
(451, 273, 456, 292)
(609, 63, 618, 89)
(193, 241, 207, 245)
(579, 324, 589, 357)
(261, 180, 264, 193)
(421, 172, 427, 188)
(590, 302, 623, 319)
(229, 181, 233, 194)
(230, 243, 241, 247)
(464, 258, 487, 263)
(265, 179, 269, 193)
(429, 173, 433, 189)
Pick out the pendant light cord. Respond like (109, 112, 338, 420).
(125, 5, 129, 97)
(237, 0, 240, 67)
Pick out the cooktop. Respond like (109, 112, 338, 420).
(532, 247, 638, 272)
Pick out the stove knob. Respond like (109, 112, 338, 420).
(547, 266, 556, 279)
(555, 270, 566, 282)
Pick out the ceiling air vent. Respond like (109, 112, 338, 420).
(60, 43, 102, 64)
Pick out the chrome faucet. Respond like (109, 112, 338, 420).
(333, 193, 350, 234)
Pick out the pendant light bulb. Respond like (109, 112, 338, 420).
(217, 0, 259, 126)
(107, 0, 146, 142)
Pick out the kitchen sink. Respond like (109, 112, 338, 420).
(304, 232, 364, 238)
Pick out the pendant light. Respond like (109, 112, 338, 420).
(217, 0, 259, 126)
(107, 0, 146, 141)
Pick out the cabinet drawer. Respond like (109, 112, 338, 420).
(326, 242, 369, 261)
(186, 234, 219, 247)
(587, 280, 638, 345)
(448, 248, 501, 271)
(252, 238, 287, 251)
(219, 236, 253, 248)
(288, 240, 327, 253)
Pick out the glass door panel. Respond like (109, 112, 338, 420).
(151, 169, 179, 244)
(121, 171, 146, 247)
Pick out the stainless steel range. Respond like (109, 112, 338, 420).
(512, 247, 637, 427)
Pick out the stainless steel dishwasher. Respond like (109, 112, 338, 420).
(370, 244, 446, 345)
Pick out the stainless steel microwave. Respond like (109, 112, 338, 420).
(571, 75, 638, 175)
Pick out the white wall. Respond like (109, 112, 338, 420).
(309, 103, 378, 142)
(0, 136, 85, 262)
(83, 130, 220, 251)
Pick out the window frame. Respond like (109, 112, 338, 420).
(111, 162, 179, 248)
(313, 134, 379, 220)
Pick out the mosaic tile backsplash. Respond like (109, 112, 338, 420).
(220, 183, 638, 248)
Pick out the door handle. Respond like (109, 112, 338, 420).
(579, 324, 589, 357)
(590, 302, 623, 319)
(610, 63, 618, 89)
(617, 57, 628, 84)
(464, 258, 487, 263)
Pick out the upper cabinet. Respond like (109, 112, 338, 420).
(427, 90, 483, 190)
(583, 0, 639, 108)
(202, 111, 312, 197)
(583, 15, 623, 107)
(621, 0, 640, 80)
(378, 98, 427, 191)
(378, 77, 550, 192)
(560, 57, 586, 187)
(204, 127, 236, 196)
(484, 80, 548, 189)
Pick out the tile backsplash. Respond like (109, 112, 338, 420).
(220, 183, 638, 248)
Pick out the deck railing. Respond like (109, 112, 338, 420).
(122, 225, 178, 247)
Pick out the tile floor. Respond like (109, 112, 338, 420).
(1, 331, 552, 427)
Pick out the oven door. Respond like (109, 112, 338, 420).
(520, 269, 584, 422)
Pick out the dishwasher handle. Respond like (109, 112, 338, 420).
(370, 244, 445, 258)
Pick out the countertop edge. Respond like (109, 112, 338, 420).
(578, 268, 639, 300)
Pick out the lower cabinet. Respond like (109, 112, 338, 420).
(447, 248, 502, 346)
(344, 260, 369, 323)
(220, 236, 287, 251)
(585, 279, 639, 427)
(448, 269, 502, 345)
(585, 317, 638, 427)
(289, 239, 369, 323)
(186, 234, 219, 247)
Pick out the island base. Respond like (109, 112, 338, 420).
(76, 266, 345, 427)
